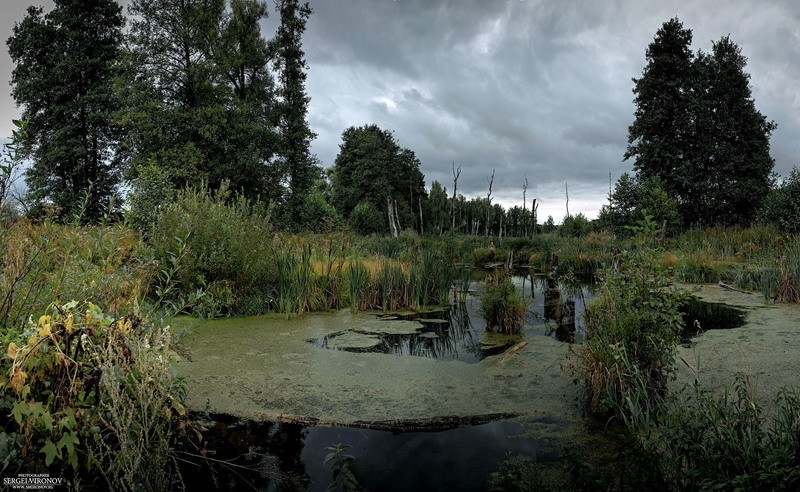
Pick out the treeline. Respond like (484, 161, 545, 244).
(5, 7, 800, 236)
(7, 0, 317, 227)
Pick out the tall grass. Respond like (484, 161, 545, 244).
(578, 216, 688, 416)
(621, 373, 800, 491)
(777, 235, 800, 302)
(345, 261, 369, 313)
(273, 244, 313, 316)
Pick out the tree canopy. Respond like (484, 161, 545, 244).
(626, 17, 775, 227)
(330, 124, 426, 234)
(8, 0, 125, 220)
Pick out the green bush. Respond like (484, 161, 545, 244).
(480, 274, 526, 334)
(348, 201, 384, 235)
(759, 166, 800, 232)
(126, 163, 175, 238)
(148, 182, 275, 316)
(298, 189, 340, 233)
(559, 213, 591, 238)
(578, 213, 688, 416)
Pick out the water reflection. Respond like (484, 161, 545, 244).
(182, 416, 549, 492)
(310, 271, 596, 362)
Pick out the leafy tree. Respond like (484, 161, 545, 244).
(8, 0, 125, 221)
(625, 18, 694, 202)
(427, 180, 449, 234)
(759, 166, 800, 232)
(560, 213, 590, 238)
(123, 0, 282, 200)
(273, 0, 319, 225)
(542, 216, 556, 234)
(599, 173, 679, 235)
(626, 18, 775, 227)
(216, 0, 283, 198)
(330, 125, 426, 234)
(122, 0, 226, 189)
(687, 37, 776, 226)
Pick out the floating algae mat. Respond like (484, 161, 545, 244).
(177, 282, 794, 490)
(309, 309, 490, 363)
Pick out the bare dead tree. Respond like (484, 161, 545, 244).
(565, 181, 570, 218)
(387, 196, 399, 238)
(418, 197, 424, 235)
(522, 173, 529, 238)
(486, 169, 494, 237)
(451, 161, 461, 232)
(532, 199, 538, 236)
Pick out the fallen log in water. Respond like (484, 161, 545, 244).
(500, 340, 528, 363)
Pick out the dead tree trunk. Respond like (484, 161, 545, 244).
(486, 169, 494, 237)
(451, 161, 461, 232)
(522, 173, 529, 238)
(387, 196, 399, 238)
(418, 197, 424, 235)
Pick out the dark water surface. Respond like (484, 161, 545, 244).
(310, 274, 596, 363)
(182, 416, 552, 492)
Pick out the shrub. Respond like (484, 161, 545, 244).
(480, 274, 526, 334)
(298, 189, 340, 233)
(348, 201, 384, 235)
(758, 166, 800, 232)
(559, 213, 591, 238)
(578, 213, 688, 416)
(0, 302, 187, 488)
(126, 163, 175, 238)
(147, 182, 274, 316)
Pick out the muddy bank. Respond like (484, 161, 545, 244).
(674, 284, 800, 406)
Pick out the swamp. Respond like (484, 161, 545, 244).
(2, 2, 800, 491)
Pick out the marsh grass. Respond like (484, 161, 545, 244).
(345, 261, 369, 313)
(776, 235, 800, 302)
(480, 273, 527, 335)
(620, 373, 800, 491)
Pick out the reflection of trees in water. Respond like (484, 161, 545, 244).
(384, 305, 478, 361)
(181, 418, 310, 491)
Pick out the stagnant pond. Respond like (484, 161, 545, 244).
(310, 274, 595, 364)
(176, 279, 760, 491)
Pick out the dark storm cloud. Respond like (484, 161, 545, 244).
(0, 0, 797, 219)
(301, 0, 800, 219)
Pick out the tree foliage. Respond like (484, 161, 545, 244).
(330, 125, 426, 233)
(599, 172, 680, 235)
(426, 180, 449, 234)
(273, 0, 320, 226)
(626, 17, 775, 227)
(759, 166, 800, 232)
(8, 0, 125, 221)
(122, 0, 283, 201)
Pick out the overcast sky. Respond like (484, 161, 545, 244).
(2, 0, 799, 221)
